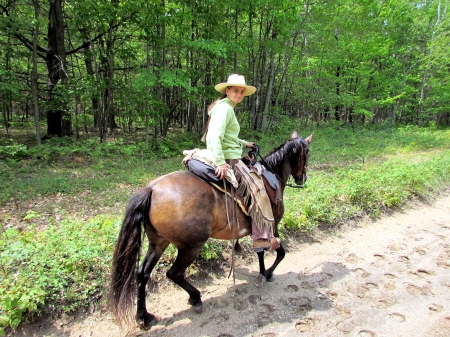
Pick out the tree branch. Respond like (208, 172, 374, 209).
(66, 15, 134, 56)
(0, 4, 48, 58)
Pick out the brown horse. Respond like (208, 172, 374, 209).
(109, 130, 313, 330)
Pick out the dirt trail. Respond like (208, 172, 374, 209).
(12, 193, 450, 337)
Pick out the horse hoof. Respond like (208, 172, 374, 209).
(234, 240, 242, 253)
(193, 303, 204, 313)
(188, 297, 203, 313)
(254, 274, 267, 288)
(136, 313, 158, 331)
(267, 275, 276, 282)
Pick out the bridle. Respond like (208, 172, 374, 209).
(251, 143, 308, 189)
(286, 149, 306, 188)
(286, 146, 308, 188)
(286, 176, 306, 188)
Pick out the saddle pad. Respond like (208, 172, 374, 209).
(261, 168, 280, 190)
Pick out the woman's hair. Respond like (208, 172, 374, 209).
(208, 92, 227, 112)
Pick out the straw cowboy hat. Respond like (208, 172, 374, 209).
(214, 74, 257, 96)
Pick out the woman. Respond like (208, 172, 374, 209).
(206, 74, 279, 252)
(206, 74, 255, 179)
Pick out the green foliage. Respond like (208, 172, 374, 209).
(280, 125, 450, 232)
(133, 69, 158, 91)
(183, 39, 228, 58)
(0, 216, 119, 334)
(0, 70, 24, 99)
(2, 0, 450, 146)
(0, 143, 27, 160)
(198, 240, 223, 261)
(281, 212, 315, 233)
(0, 124, 450, 333)
(0, 131, 203, 204)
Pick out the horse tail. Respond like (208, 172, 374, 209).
(108, 186, 152, 325)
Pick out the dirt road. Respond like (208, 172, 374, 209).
(13, 193, 450, 337)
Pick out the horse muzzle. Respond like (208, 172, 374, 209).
(293, 174, 307, 188)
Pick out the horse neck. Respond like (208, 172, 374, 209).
(262, 137, 307, 188)
(262, 154, 291, 188)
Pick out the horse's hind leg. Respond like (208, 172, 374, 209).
(136, 238, 169, 330)
(166, 246, 205, 313)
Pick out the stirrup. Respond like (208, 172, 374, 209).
(253, 239, 271, 250)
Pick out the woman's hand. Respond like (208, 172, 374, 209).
(215, 163, 230, 179)
(246, 142, 255, 148)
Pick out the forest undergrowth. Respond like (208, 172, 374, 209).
(1, 122, 450, 335)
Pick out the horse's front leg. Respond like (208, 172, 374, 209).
(256, 243, 286, 284)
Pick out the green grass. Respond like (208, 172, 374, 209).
(281, 150, 450, 233)
(279, 125, 450, 233)
(0, 134, 194, 205)
(0, 123, 450, 334)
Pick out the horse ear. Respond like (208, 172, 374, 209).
(291, 130, 298, 139)
(305, 132, 314, 144)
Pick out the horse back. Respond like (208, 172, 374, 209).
(147, 171, 250, 246)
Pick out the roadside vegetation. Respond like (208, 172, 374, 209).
(1, 122, 450, 335)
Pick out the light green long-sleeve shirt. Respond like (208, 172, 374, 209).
(206, 98, 247, 165)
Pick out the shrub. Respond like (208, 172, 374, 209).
(0, 144, 28, 160)
(0, 215, 118, 334)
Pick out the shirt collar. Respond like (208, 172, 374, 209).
(221, 97, 234, 108)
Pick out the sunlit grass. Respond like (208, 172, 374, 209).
(282, 146, 450, 232)
(0, 123, 449, 333)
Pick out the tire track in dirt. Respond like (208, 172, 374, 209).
(12, 193, 450, 337)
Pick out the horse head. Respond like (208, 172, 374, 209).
(290, 130, 313, 187)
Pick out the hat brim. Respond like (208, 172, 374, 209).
(214, 83, 257, 96)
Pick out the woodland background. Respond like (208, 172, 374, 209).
(1, 1, 450, 334)
(1, 0, 449, 145)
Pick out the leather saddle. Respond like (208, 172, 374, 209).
(184, 143, 282, 210)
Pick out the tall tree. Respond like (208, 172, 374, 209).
(31, 0, 41, 144)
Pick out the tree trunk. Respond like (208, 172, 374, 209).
(335, 65, 341, 121)
(32, 0, 41, 145)
(83, 43, 99, 131)
(3, 35, 12, 135)
(46, 0, 70, 137)
(157, 0, 168, 138)
(145, 41, 150, 144)
(97, 36, 109, 142)
(261, 55, 275, 132)
(105, 25, 116, 134)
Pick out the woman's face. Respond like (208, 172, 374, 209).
(226, 86, 246, 106)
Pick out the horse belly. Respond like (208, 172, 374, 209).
(210, 211, 251, 240)
(209, 188, 251, 240)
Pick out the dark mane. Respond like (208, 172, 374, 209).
(261, 136, 307, 173)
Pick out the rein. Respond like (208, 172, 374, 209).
(286, 175, 306, 189)
(223, 166, 237, 284)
